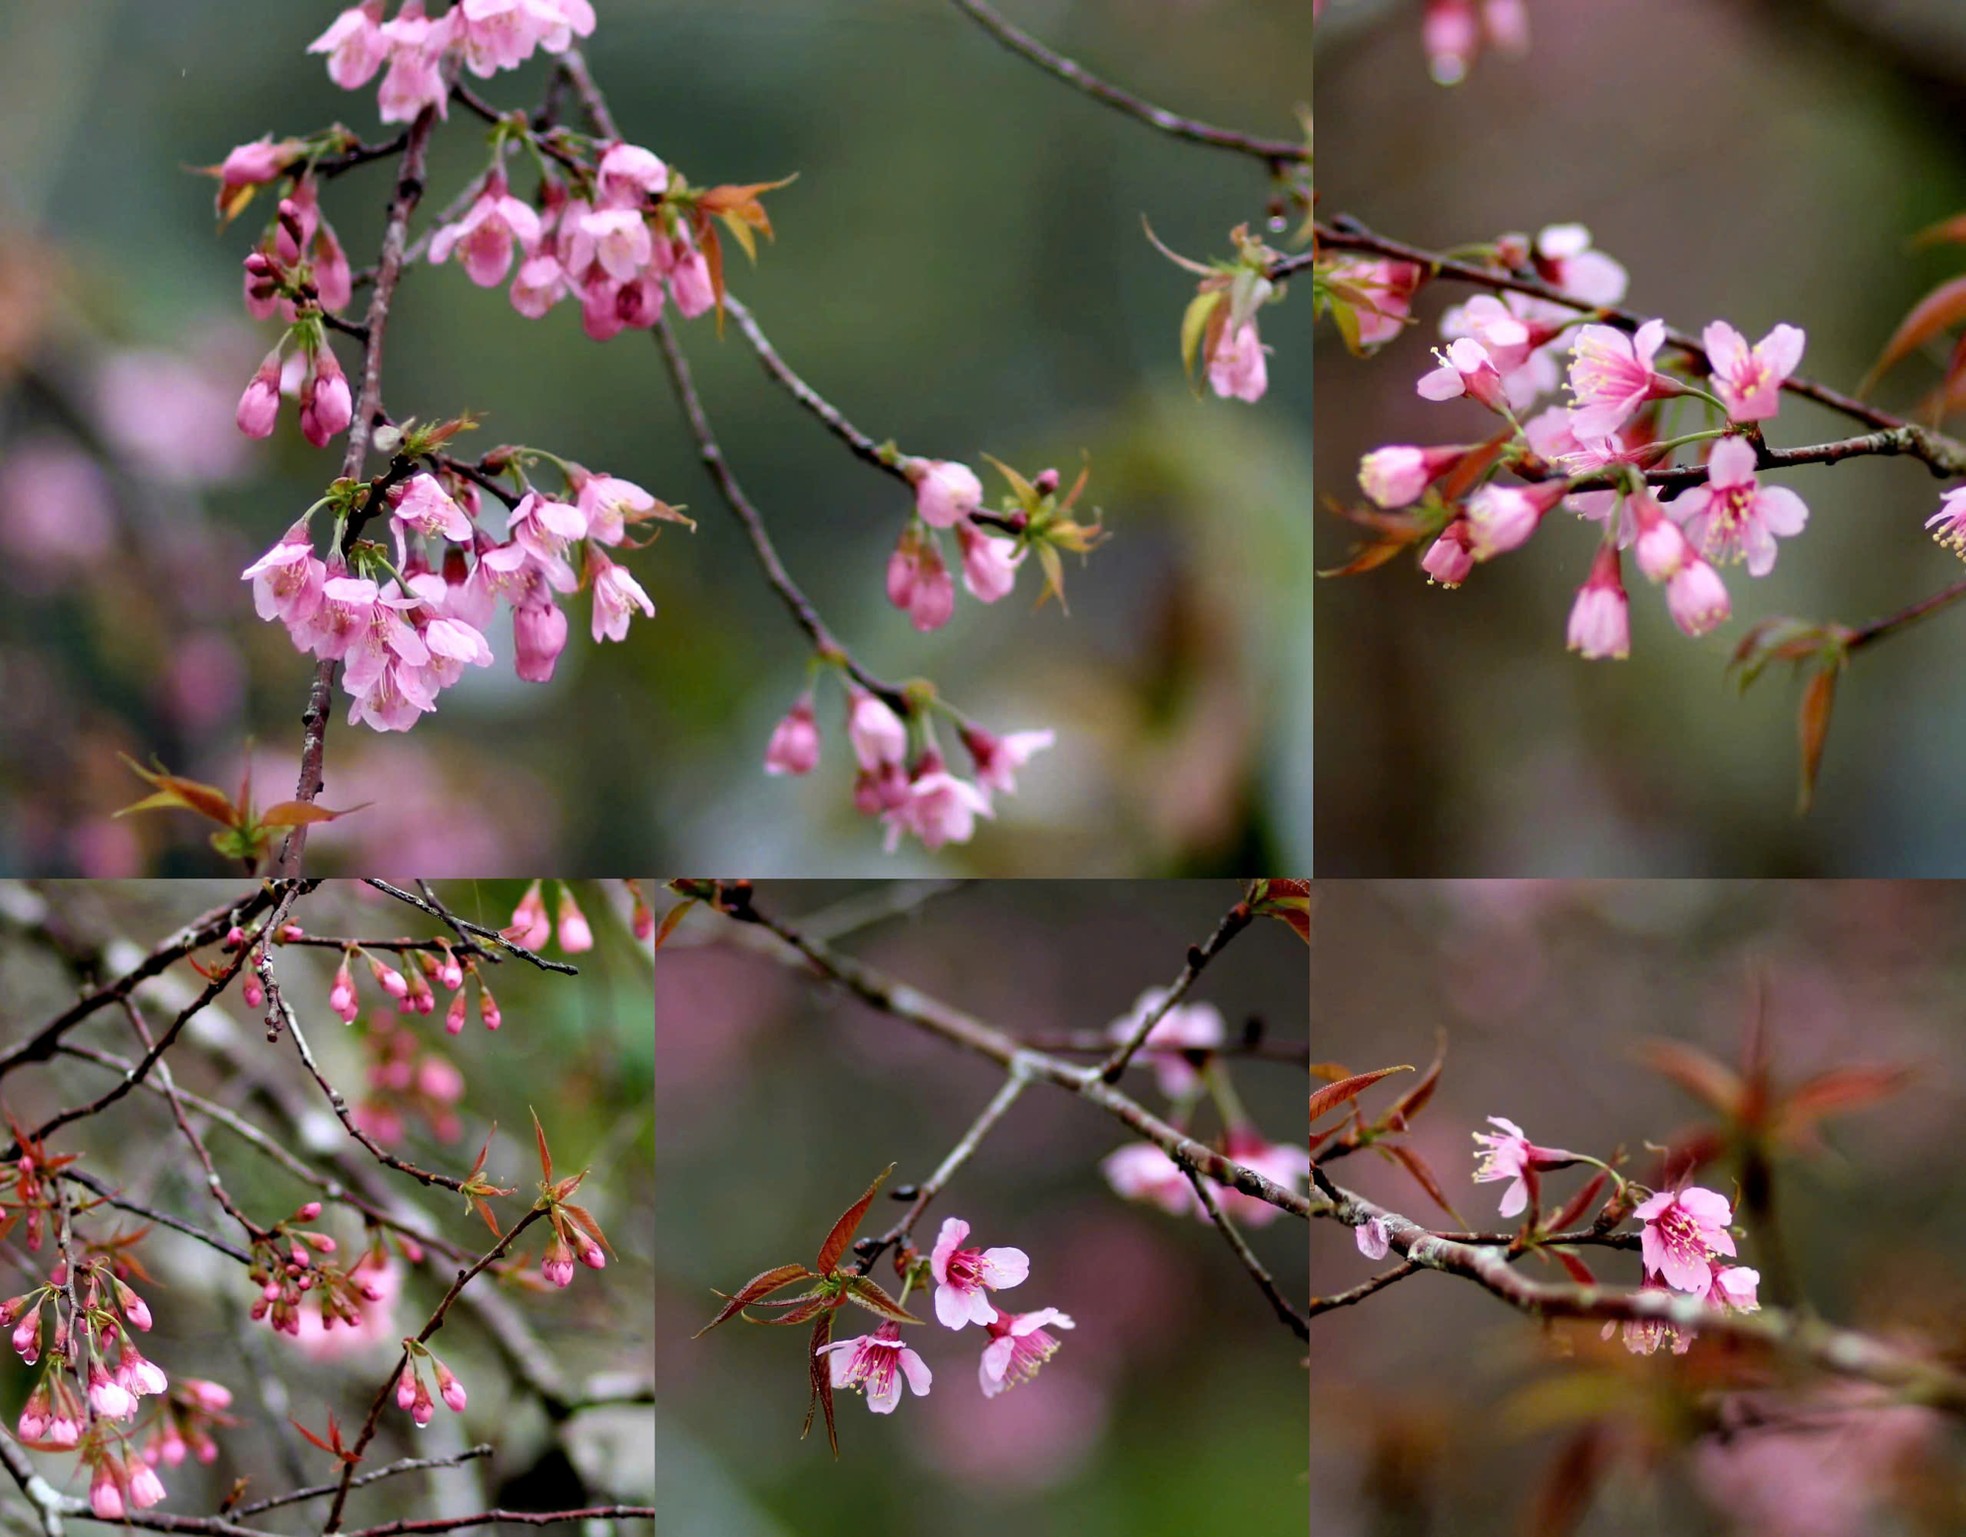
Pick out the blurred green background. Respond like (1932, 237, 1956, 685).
(1310, 880, 1966, 1536)
(0, 0, 1316, 876)
(655, 879, 1310, 1536)
(0, 877, 654, 1520)
(1316, 0, 1966, 874)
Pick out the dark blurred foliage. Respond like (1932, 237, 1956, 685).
(1316, 0, 1966, 874)
(0, 877, 654, 1517)
(1309, 879, 1966, 1536)
(655, 879, 1309, 1536)
(0, 0, 1315, 876)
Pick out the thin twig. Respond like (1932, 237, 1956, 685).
(1184, 1167, 1309, 1340)
(364, 879, 577, 973)
(1096, 892, 1255, 1082)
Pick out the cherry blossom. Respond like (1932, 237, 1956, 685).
(391, 474, 473, 543)
(1634, 1185, 1737, 1293)
(910, 459, 984, 529)
(955, 521, 1023, 603)
(1100, 1142, 1195, 1216)
(1213, 1128, 1309, 1228)
(1470, 1116, 1577, 1218)
(1206, 318, 1269, 403)
(1925, 486, 1966, 559)
(961, 725, 1053, 798)
(308, 3, 389, 91)
(589, 551, 655, 642)
(241, 523, 327, 634)
(764, 696, 822, 776)
(376, 5, 457, 125)
(1105, 986, 1225, 1098)
(977, 1307, 1074, 1399)
(887, 527, 956, 632)
(880, 759, 994, 853)
(1358, 443, 1472, 510)
(930, 1217, 1031, 1329)
(1673, 436, 1809, 577)
(1704, 321, 1804, 423)
(1356, 1217, 1391, 1260)
(1524, 223, 1629, 306)
(815, 1322, 933, 1414)
(429, 172, 542, 288)
(846, 689, 908, 770)
(1421, 521, 1475, 587)
(1566, 320, 1682, 439)
(1463, 481, 1568, 561)
(1665, 557, 1733, 638)
(1417, 337, 1511, 414)
(1567, 546, 1631, 661)
(1325, 256, 1424, 347)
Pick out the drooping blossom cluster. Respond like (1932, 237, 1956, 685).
(1332, 221, 1816, 660)
(396, 1339, 470, 1427)
(1163, 223, 1287, 404)
(314, 929, 503, 1034)
(1099, 989, 1308, 1229)
(5, 1258, 182, 1517)
(353, 1018, 468, 1144)
(503, 876, 597, 954)
(821, 1216, 1074, 1418)
(240, 456, 674, 733)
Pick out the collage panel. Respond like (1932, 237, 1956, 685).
(653, 878, 1311, 1536)
(1314, 2, 1966, 873)
(0, 878, 654, 1529)
(1308, 881, 1966, 1534)
(0, 0, 1314, 878)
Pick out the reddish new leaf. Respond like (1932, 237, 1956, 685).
(1382, 1036, 1446, 1131)
(1776, 1064, 1915, 1139)
(751, 1294, 839, 1328)
(1864, 273, 1966, 393)
(1548, 1171, 1609, 1234)
(1309, 1065, 1412, 1125)
(1636, 1040, 1743, 1118)
(693, 1263, 815, 1337)
(1377, 1140, 1462, 1223)
(814, 1163, 894, 1274)
(841, 1276, 919, 1324)
(803, 1311, 839, 1458)
(654, 897, 698, 950)
(530, 1107, 553, 1184)
(1550, 1248, 1598, 1287)
(1797, 663, 1840, 814)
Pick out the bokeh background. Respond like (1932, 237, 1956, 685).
(0, 0, 1316, 876)
(1316, 0, 1966, 873)
(0, 877, 655, 1521)
(1310, 880, 1966, 1536)
(655, 879, 1310, 1536)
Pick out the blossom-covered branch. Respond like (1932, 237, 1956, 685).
(0, 878, 651, 1527)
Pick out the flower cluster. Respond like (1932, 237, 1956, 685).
(1335, 222, 1815, 660)
(6, 1262, 185, 1517)
(822, 1216, 1074, 1416)
(353, 1020, 467, 1144)
(310, 0, 596, 125)
(1616, 1184, 1761, 1355)
(319, 933, 502, 1034)
(1099, 989, 1308, 1228)
(241, 453, 676, 733)
(503, 877, 596, 954)
(395, 1339, 469, 1426)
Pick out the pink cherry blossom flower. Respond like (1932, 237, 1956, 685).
(1440, 294, 1562, 408)
(1609, 1278, 1694, 1356)
(1470, 1116, 1577, 1218)
(1665, 557, 1733, 637)
(506, 493, 586, 582)
(960, 725, 1053, 797)
(1706, 1262, 1760, 1312)
(1463, 480, 1568, 561)
(392, 474, 472, 542)
(1356, 1217, 1390, 1261)
(887, 526, 956, 632)
(846, 689, 907, 770)
(1530, 223, 1628, 306)
(1630, 490, 1694, 582)
(596, 142, 669, 207)
(512, 598, 569, 683)
(1207, 318, 1269, 403)
(1325, 256, 1424, 347)
(1101, 1142, 1196, 1216)
(1634, 1185, 1737, 1293)
(1214, 1128, 1309, 1227)
(881, 761, 995, 852)
(1106, 986, 1225, 1098)
(510, 253, 569, 318)
(931, 1218, 1031, 1329)
(955, 521, 1023, 602)
(574, 472, 656, 545)
(978, 1307, 1074, 1399)
(298, 343, 352, 448)
(664, 238, 717, 318)
(242, 522, 327, 635)
(1926, 486, 1966, 558)
(815, 1322, 933, 1414)
(1567, 546, 1630, 661)
(90, 1461, 128, 1519)
(376, 5, 456, 125)
(429, 173, 542, 288)
(1421, 521, 1475, 587)
(1704, 321, 1804, 423)
(329, 957, 360, 1022)
(88, 1362, 136, 1420)
(911, 459, 984, 529)
(1673, 436, 1808, 577)
(1567, 320, 1683, 439)
(455, 0, 570, 77)
(309, 2, 389, 90)
(212, 136, 299, 218)
(1417, 337, 1510, 414)
(1359, 444, 1471, 509)
(764, 696, 822, 776)
(115, 1344, 168, 1398)
(589, 551, 655, 642)
(433, 1356, 468, 1413)
(556, 887, 593, 951)
(575, 207, 653, 282)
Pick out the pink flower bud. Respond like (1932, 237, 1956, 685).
(541, 1240, 574, 1289)
(578, 1239, 606, 1271)
(396, 1367, 418, 1412)
(236, 351, 283, 439)
(1666, 557, 1731, 637)
(116, 1283, 153, 1332)
(1566, 546, 1630, 661)
(296, 1201, 322, 1221)
(11, 1308, 40, 1363)
(1420, 521, 1475, 588)
(478, 984, 501, 1032)
(369, 957, 409, 1000)
(243, 974, 266, 1010)
(434, 1359, 467, 1413)
(508, 881, 550, 949)
(556, 888, 594, 953)
(846, 688, 908, 771)
(90, 1462, 127, 1519)
(329, 957, 360, 1023)
(512, 599, 569, 683)
(763, 696, 821, 776)
(910, 458, 984, 529)
(445, 988, 469, 1035)
(299, 346, 353, 447)
(955, 521, 1022, 604)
